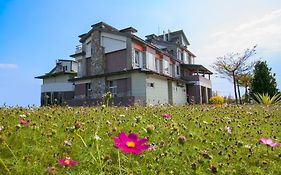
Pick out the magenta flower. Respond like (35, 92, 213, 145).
(113, 132, 150, 154)
(259, 138, 280, 147)
(161, 113, 172, 119)
(19, 117, 30, 125)
(58, 157, 77, 166)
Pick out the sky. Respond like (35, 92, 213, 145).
(1, 0, 281, 106)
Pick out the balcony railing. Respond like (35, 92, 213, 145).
(181, 75, 211, 86)
(75, 44, 82, 54)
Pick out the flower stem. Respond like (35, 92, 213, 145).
(4, 142, 16, 159)
(0, 157, 12, 175)
(118, 150, 122, 175)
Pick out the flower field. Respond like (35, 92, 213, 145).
(0, 105, 280, 174)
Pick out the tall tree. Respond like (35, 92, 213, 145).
(250, 61, 278, 98)
(236, 73, 252, 103)
(212, 45, 256, 104)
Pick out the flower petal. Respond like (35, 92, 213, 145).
(118, 132, 128, 142)
(128, 133, 138, 141)
(69, 160, 78, 165)
(259, 138, 268, 144)
(136, 138, 147, 146)
(269, 142, 280, 147)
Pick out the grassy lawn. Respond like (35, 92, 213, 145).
(0, 105, 280, 174)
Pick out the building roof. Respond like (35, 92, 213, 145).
(35, 72, 77, 79)
(158, 30, 190, 46)
(181, 64, 213, 74)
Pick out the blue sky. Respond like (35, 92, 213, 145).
(1, 0, 281, 106)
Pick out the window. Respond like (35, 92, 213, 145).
(109, 80, 117, 96)
(134, 49, 140, 67)
(176, 65, 180, 76)
(163, 60, 170, 75)
(85, 83, 92, 97)
(147, 82, 154, 88)
(85, 41, 91, 58)
(146, 52, 155, 71)
(62, 66, 68, 72)
(155, 59, 160, 73)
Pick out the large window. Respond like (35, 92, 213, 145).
(109, 80, 117, 96)
(155, 59, 160, 73)
(163, 59, 170, 75)
(134, 49, 140, 67)
(146, 52, 155, 71)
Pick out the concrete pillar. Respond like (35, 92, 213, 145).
(205, 87, 209, 103)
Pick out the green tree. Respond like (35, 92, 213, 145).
(250, 61, 278, 99)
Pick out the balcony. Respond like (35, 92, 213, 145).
(75, 44, 82, 54)
(181, 75, 211, 88)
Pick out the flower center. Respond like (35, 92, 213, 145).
(126, 141, 135, 148)
(64, 159, 70, 165)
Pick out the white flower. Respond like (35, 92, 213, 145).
(94, 135, 101, 140)
(224, 126, 232, 134)
(0, 126, 4, 132)
(64, 140, 72, 146)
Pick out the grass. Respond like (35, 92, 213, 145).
(0, 104, 281, 174)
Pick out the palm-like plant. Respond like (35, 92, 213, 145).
(253, 93, 281, 105)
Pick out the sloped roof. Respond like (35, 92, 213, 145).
(181, 64, 213, 74)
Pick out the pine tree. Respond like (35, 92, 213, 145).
(250, 61, 278, 98)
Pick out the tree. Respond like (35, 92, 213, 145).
(212, 45, 256, 104)
(250, 61, 278, 99)
(236, 73, 252, 103)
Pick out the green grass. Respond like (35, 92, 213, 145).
(0, 105, 281, 174)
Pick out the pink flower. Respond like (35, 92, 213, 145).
(161, 113, 172, 119)
(58, 157, 77, 166)
(113, 132, 150, 154)
(19, 117, 30, 125)
(259, 138, 280, 147)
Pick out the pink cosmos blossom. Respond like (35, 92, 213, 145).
(161, 113, 172, 119)
(19, 117, 30, 125)
(259, 138, 280, 147)
(58, 157, 77, 166)
(113, 132, 150, 154)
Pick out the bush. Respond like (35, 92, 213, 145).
(253, 93, 281, 105)
(209, 96, 224, 104)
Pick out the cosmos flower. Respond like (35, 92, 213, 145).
(58, 157, 77, 167)
(258, 138, 280, 147)
(19, 117, 30, 125)
(113, 132, 150, 154)
(161, 113, 172, 119)
(46, 166, 57, 174)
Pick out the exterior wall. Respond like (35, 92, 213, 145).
(172, 81, 187, 105)
(146, 74, 169, 105)
(131, 72, 146, 104)
(90, 31, 105, 76)
(100, 32, 126, 53)
(116, 78, 131, 97)
(41, 83, 74, 93)
(74, 83, 86, 99)
(187, 85, 201, 104)
(105, 49, 127, 73)
(42, 75, 74, 93)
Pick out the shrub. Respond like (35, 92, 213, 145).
(253, 93, 281, 105)
(209, 96, 224, 104)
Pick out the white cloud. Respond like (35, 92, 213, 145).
(0, 64, 18, 69)
(195, 8, 281, 67)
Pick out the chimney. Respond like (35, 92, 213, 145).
(163, 31, 166, 41)
(168, 29, 171, 41)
